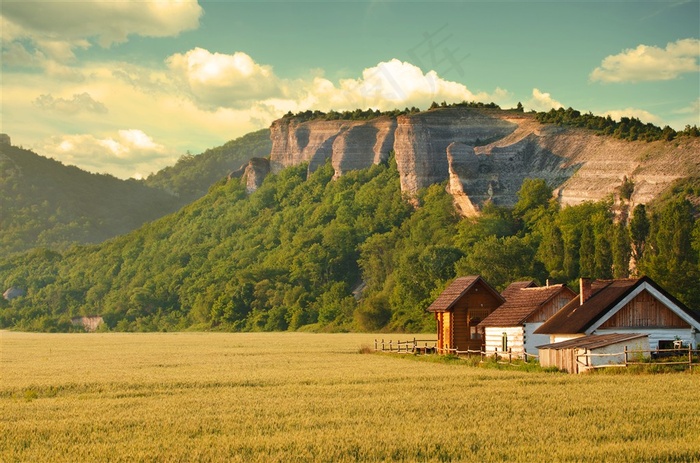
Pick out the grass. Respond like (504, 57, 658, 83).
(2, 331, 700, 462)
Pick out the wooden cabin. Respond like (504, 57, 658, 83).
(535, 276, 700, 350)
(427, 276, 504, 352)
(478, 283, 576, 357)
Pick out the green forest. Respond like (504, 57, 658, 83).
(0, 130, 271, 258)
(1, 154, 699, 333)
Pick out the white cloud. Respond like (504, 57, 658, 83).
(166, 48, 282, 109)
(601, 108, 662, 125)
(1, 0, 202, 51)
(34, 92, 108, 114)
(590, 38, 700, 83)
(525, 88, 564, 112)
(40, 130, 177, 179)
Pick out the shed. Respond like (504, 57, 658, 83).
(535, 276, 700, 350)
(478, 283, 576, 358)
(427, 276, 504, 353)
(71, 316, 104, 332)
(537, 333, 650, 373)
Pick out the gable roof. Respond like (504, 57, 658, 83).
(427, 276, 504, 313)
(536, 333, 648, 350)
(478, 285, 572, 327)
(534, 276, 700, 335)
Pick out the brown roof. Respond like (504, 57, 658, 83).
(478, 285, 572, 327)
(536, 333, 648, 350)
(534, 276, 700, 335)
(427, 276, 504, 313)
(500, 280, 537, 300)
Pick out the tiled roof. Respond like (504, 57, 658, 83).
(534, 276, 700, 335)
(536, 333, 648, 350)
(426, 276, 503, 313)
(478, 285, 570, 327)
(500, 280, 537, 300)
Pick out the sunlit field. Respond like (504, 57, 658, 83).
(2, 331, 699, 462)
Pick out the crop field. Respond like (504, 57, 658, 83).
(2, 331, 700, 462)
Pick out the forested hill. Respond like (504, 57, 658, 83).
(1, 156, 698, 333)
(144, 129, 271, 203)
(0, 130, 271, 257)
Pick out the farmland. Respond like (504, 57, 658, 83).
(2, 332, 699, 462)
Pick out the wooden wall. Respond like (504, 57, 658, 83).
(527, 291, 576, 323)
(599, 290, 690, 329)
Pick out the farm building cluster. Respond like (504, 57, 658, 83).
(427, 276, 700, 373)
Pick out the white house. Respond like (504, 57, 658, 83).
(535, 276, 700, 350)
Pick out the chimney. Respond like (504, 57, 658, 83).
(579, 278, 592, 305)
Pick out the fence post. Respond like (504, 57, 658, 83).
(689, 345, 693, 369)
(381, 338, 385, 352)
(374, 339, 377, 351)
(508, 347, 512, 364)
(624, 346, 628, 367)
(389, 340, 393, 352)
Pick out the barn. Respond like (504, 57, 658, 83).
(535, 276, 700, 350)
(427, 276, 504, 353)
(537, 333, 650, 374)
(478, 283, 576, 358)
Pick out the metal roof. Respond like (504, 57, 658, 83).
(536, 333, 648, 350)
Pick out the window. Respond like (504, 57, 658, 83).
(502, 332, 508, 351)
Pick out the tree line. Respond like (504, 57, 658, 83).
(1, 156, 698, 333)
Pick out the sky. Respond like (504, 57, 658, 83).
(1, 0, 699, 179)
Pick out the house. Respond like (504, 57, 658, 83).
(535, 276, 700, 350)
(427, 276, 504, 353)
(478, 282, 576, 358)
(71, 316, 104, 332)
(537, 333, 650, 374)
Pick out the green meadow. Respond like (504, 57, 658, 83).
(2, 331, 699, 462)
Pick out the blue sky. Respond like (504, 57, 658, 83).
(2, 0, 698, 178)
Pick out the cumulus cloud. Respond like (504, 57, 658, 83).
(1, 0, 203, 76)
(34, 92, 108, 114)
(601, 108, 662, 125)
(40, 130, 177, 179)
(525, 88, 564, 112)
(590, 38, 700, 83)
(166, 48, 282, 109)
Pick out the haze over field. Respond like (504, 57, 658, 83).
(2, 0, 698, 178)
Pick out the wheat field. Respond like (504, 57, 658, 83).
(1, 331, 699, 462)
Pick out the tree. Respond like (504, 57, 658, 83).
(612, 223, 631, 278)
(629, 204, 650, 267)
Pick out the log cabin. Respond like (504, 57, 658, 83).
(427, 276, 504, 352)
(535, 276, 700, 350)
(478, 283, 576, 357)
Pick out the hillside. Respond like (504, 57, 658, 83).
(1, 155, 698, 332)
(0, 130, 271, 257)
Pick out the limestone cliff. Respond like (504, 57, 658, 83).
(264, 107, 700, 214)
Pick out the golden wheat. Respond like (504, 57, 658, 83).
(1, 331, 699, 462)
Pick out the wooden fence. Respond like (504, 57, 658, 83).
(576, 346, 699, 371)
(374, 339, 538, 363)
(375, 339, 698, 371)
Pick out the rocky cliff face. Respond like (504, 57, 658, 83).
(264, 108, 700, 214)
(269, 117, 395, 177)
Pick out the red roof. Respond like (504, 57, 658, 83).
(427, 276, 504, 313)
(478, 285, 572, 327)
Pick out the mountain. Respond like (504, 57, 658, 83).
(1, 106, 698, 332)
(0, 130, 271, 258)
(265, 106, 700, 215)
